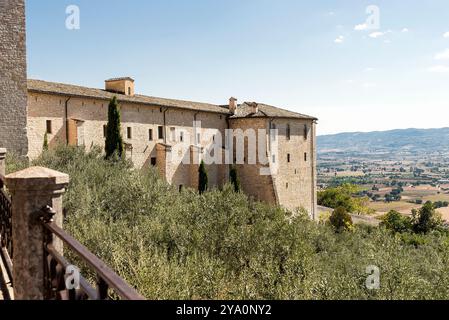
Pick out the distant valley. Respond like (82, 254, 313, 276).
(318, 127, 449, 159)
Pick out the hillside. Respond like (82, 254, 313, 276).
(318, 127, 449, 156)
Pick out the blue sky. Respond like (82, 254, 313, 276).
(26, 0, 449, 135)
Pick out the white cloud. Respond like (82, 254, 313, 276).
(401, 28, 409, 33)
(435, 49, 449, 60)
(369, 31, 385, 38)
(334, 35, 344, 44)
(362, 83, 377, 88)
(444, 32, 449, 38)
(354, 23, 368, 31)
(428, 65, 449, 73)
(369, 30, 392, 39)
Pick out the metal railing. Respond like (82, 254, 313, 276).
(0, 175, 13, 300)
(40, 206, 145, 300)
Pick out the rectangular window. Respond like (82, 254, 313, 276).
(287, 154, 291, 163)
(304, 125, 309, 140)
(149, 129, 153, 141)
(170, 127, 176, 142)
(151, 157, 157, 166)
(46, 120, 52, 134)
(103, 125, 107, 138)
(158, 126, 164, 140)
(127, 127, 132, 139)
(128, 87, 131, 95)
(286, 124, 291, 140)
(197, 133, 201, 144)
(304, 152, 308, 162)
(286, 183, 289, 189)
(180, 131, 184, 142)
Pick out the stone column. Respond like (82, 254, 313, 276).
(6, 166, 69, 300)
(0, 0, 29, 156)
(0, 148, 6, 178)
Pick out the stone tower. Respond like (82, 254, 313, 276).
(0, 0, 29, 156)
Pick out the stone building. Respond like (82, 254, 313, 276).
(0, 0, 318, 218)
(24, 78, 318, 217)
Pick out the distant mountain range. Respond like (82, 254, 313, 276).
(317, 127, 449, 156)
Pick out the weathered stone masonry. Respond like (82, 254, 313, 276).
(0, 0, 29, 156)
(0, 0, 318, 217)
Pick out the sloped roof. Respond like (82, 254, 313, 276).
(27, 79, 229, 115)
(105, 77, 135, 82)
(230, 102, 317, 120)
(27, 79, 317, 120)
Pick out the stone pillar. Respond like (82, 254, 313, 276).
(0, 0, 29, 156)
(6, 166, 69, 300)
(0, 148, 6, 178)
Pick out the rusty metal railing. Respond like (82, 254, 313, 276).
(0, 174, 13, 300)
(40, 206, 145, 300)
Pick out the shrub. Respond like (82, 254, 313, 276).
(318, 184, 372, 214)
(43, 131, 49, 151)
(198, 160, 208, 194)
(329, 207, 353, 232)
(6, 146, 449, 300)
(105, 96, 124, 159)
(380, 210, 412, 233)
(229, 166, 241, 192)
(412, 201, 444, 234)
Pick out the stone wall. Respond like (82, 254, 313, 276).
(229, 118, 277, 206)
(0, 0, 28, 155)
(26, 91, 317, 215)
(269, 118, 317, 218)
(27, 92, 230, 190)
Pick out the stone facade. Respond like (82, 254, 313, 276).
(0, 0, 28, 156)
(23, 80, 318, 218)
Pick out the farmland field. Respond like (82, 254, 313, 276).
(368, 185, 449, 221)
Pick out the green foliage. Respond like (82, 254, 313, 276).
(43, 131, 49, 151)
(412, 201, 444, 234)
(434, 201, 449, 209)
(105, 96, 124, 159)
(5, 152, 28, 175)
(198, 160, 208, 194)
(318, 184, 373, 214)
(229, 166, 241, 192)
(380, 210, 412, 233)
(7, 146, 449, 300)
(329, 207, 353, 232)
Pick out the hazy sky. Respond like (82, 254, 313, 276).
(26, 0, 449, 135)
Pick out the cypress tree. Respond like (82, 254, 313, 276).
(230, 165, 241, 192)
(43, 131, 49, 151)
(198, 160, 208, 194)
(105, 96, 124, 159)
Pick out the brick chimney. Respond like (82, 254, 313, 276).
(229, 97, 238, 114)
(105, 77, 135, 96)
(249, 102, 259, 114)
